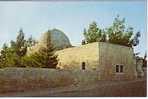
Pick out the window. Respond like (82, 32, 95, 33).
(120, 65, 123, 72)
(116, 65, 119, 72)
(82, 62, 85, 70)
(116, 65, 124, 73)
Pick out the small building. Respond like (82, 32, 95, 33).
(27, 30, 137, 80)
(56, 42, 137, 80)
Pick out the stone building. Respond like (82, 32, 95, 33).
(56, 42, 137, 80)
(27, 29, 137, 80)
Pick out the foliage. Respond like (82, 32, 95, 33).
(83, 15, 141, 47)
(22, 30, 58, 68)
(0, 44, 9, 67)
(34, 30, 58, 68)
(0, 29, 58, 68)
(107, 15, 140, 47)
(83, 21, 106, 43)
(7, 29, 27, 67)
(0, 44, 17, 68)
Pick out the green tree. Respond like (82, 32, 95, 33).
(0, 43, 8, 67)
(9, 29, 27, 67)
(100, 30, 107, 42)
(24, 30, 58, 68)
(0, 43, 17, 67)
(83, 21, 107, 44)
(131, 31, 141, 46)
(107, 15, 140, 47)
(15, 29, 27, 57)
(83, 15, 140, 47)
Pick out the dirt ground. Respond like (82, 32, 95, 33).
(0, 77, 146, 97)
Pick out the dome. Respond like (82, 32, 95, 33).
(39, 29, 72, 50)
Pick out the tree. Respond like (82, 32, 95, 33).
(25, 30, 58, 68)
(27, 35, 37, 47)
(83, 21, 106, 43)
(15, 29, 27, 57)
(9, 29, 27, 67)
(0, 43, 17, 67)
(83, 15, 140, 47)
(0, 43, 8, 67)
(131, 31, 141, 46)
(100, 30, 107, 42)
(107, 15, 141, 47)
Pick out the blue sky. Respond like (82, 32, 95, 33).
(0, 1, 146, 57)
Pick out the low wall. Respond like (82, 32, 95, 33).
(0, 68, 98, 93)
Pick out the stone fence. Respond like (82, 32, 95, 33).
(0, 67, 98, 93)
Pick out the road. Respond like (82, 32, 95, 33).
(0, 78, 146, 97)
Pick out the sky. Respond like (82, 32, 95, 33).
(0, 1, 146, 57)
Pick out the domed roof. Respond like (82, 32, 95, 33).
(39, 29, 72, 50)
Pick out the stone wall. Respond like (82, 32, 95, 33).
(0, 68, 98, 92)
(0, 68, 98, 83)
(98, 42, 136, 80)
(56, 42, 99, 70)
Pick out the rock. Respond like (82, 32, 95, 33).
(27, 28, 72, 55)
(40, 29, 71, 50)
